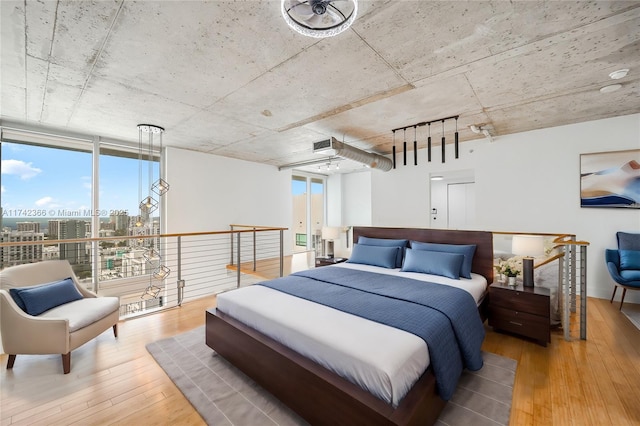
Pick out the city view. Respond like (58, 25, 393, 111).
(1, 141, 161, 285)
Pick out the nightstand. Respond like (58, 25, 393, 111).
(315, 256, 348, 267)
(488, 282, 551, 346)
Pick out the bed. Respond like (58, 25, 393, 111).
(206, 227, 494, 425)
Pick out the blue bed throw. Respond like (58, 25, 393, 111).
(257, 266, 485, 401)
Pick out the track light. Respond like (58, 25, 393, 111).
(470, 124, 494, 143)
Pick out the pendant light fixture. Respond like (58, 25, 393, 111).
(403, 128, 407, 166)
(454, 117, 459, 159)
(441, 120, 446, 164)
(427, 123, 432, 162)
(413, 125, 418, 166)
(136, 124, 170, 300)
(390, 115, 460, 169)
(392, 130, 397, 169)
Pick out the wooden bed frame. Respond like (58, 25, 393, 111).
(206, 227, 494, 425)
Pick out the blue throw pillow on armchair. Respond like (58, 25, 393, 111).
(619, 250, 640, 271)
(617, 232, 640, 251)
(9, 277, 84, 316)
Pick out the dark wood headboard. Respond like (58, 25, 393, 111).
(352, 226, 494, 283)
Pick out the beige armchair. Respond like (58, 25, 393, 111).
(0, 260, 120, 374)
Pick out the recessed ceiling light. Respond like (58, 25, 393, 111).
(430, 176, 444, 181)
(600, 84, 622, 93)
(609, 69, 629, 80)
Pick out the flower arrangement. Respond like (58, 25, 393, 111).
(495, 259, 521, 277)
(502, 263, 520, 277)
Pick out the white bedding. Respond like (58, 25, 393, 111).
(215, 263, 487, 407)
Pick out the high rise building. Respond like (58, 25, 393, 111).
(0, 230, 44, 268)
(17, 222, 41, 232)
(48, 220, 60, 239)
(110, 213, 128, 232)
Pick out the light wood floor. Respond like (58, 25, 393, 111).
(1, 296, 639, 425)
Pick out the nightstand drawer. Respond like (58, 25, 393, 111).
(488, 305, 550, 343)
(490, 287, 549, 316)
(315, 257, 348, 267)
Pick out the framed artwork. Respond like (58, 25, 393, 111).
(580, 149, 640, 208)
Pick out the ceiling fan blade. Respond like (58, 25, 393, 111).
(288, 0, 314, 19)
(325, 7, 344, 23)
(305, 13, 326, 26)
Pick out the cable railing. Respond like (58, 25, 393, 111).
(0, 225, 286, 318)
(492, 231, 589, 341)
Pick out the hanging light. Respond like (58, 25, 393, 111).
(403, 128, 407, 166)
(153, 265, 171, 280)
(141, 284, 162, 300)
(143, 247, 161, 262)
(392, 130, 397, 169)
(454, 117, 459, 159)
(441, 120, 446, 164)
(413, 126, 418, 166)
(136, 123, 169, 300)
(281, 0, 358, 38)
(139, 195, 158, 214)
(427, 123, 432, 162)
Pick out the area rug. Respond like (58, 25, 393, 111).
(147, 326, 516, 426)
(622, 303, 640, 331)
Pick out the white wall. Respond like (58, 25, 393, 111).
(165, 147, 293, 253)
(347, 114, 640, 302)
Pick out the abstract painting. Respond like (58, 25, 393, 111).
(580, 149, 640, 208)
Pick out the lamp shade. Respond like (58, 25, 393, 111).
(512, 235, 544, 257)
(322, 226, 340, 241)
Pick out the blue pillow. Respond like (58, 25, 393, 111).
(620, 270, 640, 281)
(619, 250, 640, 270)
(9, 277, 84, 316)
(401, 249, 464, 280)
(358, 236, 408, 268)
(346, 244, 399, 269)
(410, 241, 476, 279)
(617, 232, 640, 251)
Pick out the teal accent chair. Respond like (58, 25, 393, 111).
(606, 232, 640, 310)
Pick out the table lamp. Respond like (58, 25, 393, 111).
(512, 235, 544, 287)
(322, 226, 340, 258)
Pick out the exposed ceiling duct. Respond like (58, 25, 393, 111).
(312, 137, 392, 171)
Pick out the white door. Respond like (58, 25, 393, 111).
(447, 182, 475, 229)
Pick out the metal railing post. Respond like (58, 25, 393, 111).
(563, 245, 571, 341)
(571, 236, 577, 313)
(280, 229, 284, 277)
(253, 227, 256, 272)
(230, 225, 235, 266)
(237, 231, 241, 288)
(580, 245, 587, 340)
(177, 236, 183, 306)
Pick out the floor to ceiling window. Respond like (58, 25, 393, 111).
(0, 130, 160, 292)
(291, 174, 325, 255)
(0, 140, 92, 276)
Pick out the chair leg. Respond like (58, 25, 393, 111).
(113, 324, 118, 338)
(7, 354, 16, 369)
(62, 353, 71, 374)
(619, 288, 627, 311)
(610, 286, 618, 304)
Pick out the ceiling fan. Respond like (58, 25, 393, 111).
(281, 0, 358, 38)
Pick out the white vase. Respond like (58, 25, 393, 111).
(507, 275, 517, 286)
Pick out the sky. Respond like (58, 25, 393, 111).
(292, 178, 324, 196)
(1, 142, 158, 218)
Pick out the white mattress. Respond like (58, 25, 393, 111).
(215, 263, 487, 407)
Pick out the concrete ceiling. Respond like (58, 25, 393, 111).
(1, 1, 639, 174)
